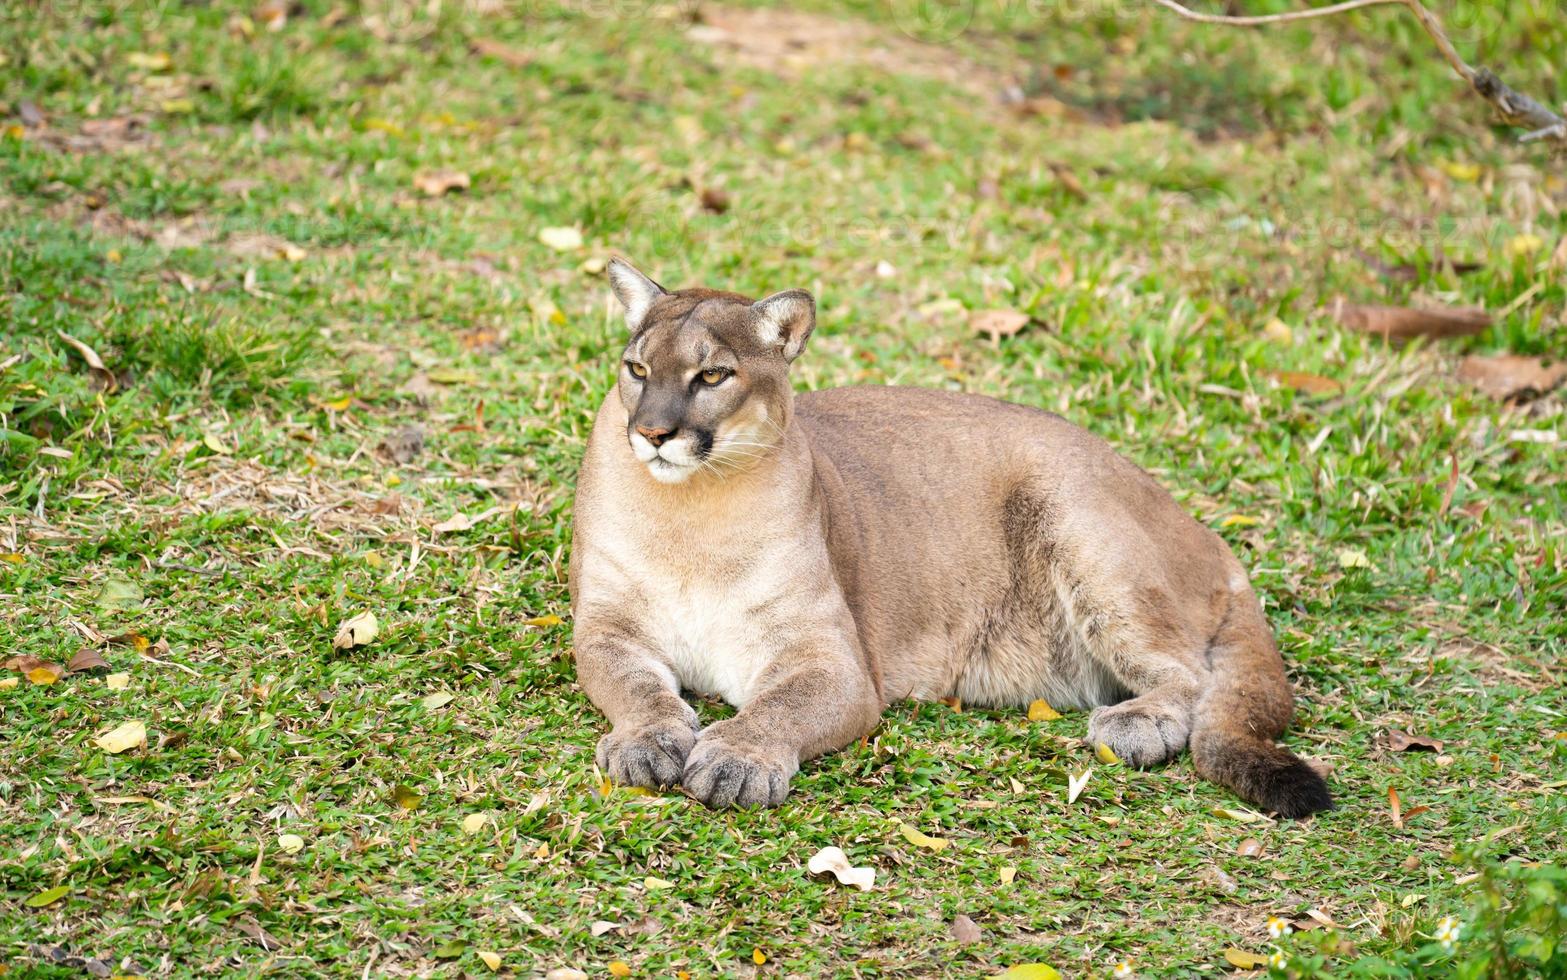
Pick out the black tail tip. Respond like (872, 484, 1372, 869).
(1263, 759, 1335, 819)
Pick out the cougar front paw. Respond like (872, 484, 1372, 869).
(681, 725, 798, 809)
(596, 716, 698, 790)
(1087, 700, 1191, 769)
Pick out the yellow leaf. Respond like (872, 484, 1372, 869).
(279, 242, 306, 262)
(96, 720, 147, 754)
(677, 972, 691, 980)
(126, 51, 173, 71)
(1211, 806, 1264, 823)
(392, 784, 422, 810)
(1262, 318, 1293, 346)
(753, 948, 767, 965)
(898, 822, 949, 852)
(0, 677, 18, 691)
(1008, 776, 1024, 794)
(462, 813, 488, 835)
(159, 98, 194, 115)
(999, 866, 1017, 885)
(608, 961, 631, 977)
(1026, 699, 1061, 721)
(533, 841, 549, 859)
(1506, 233, 1545, 259)
(106, 248, 122, 263)
(364, 551, 383, 568)
(362, 116, 404, 136)
(524, 614, 562, 628)
(1336, 548, 1372, 570)
(538, 226, 584, 251)
(321, 395, 352, 411)
(1440, 160, 1481, 182)
(644, 876, 675, 890)
(202, 431, 231, 455)
(106, 672, 130, 690)
(1223, 948, 1269, 969)
(478, 951, 502, 972)
(1220, 515, 1261, 528)
(1094, 742, 1122, 765)
(0, 552, 23, 564)
(27, 666, 60, 685)
(333, 611, 378, 650)
(995, 965, 1062, 979)
(277, 833, 305, 854)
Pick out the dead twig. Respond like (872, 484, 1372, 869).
(1150, 0, 1566, 151)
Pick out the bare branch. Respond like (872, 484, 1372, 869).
(1150, 0, 1565, 150)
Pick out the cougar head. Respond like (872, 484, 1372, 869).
(606, 257, 814, 486)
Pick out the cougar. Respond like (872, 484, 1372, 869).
(568, 258, 1333, 818)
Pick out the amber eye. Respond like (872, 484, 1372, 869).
(699, 368, 728, 386)
(627, 362, 647, 379)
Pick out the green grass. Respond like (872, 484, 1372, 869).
(2, 0, 1564, 976)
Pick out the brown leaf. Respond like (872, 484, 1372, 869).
(950, 914, 982, 943)
(67, 647, 110, 673)
(1264, 370, 1343, 397)
(5, 654, 50, 673)
(1235, 837, 1264, 858)
(1388, 785, 1403, 829)
(413, 170, 471, 197)
(55, 330, 117, 392)
(1456, 354, 1566, 402)
(470, 37, 534, 68)
(970, 309, 1030, 343)
(1332, 299, 1491, 341)
(235, 919, 283, 950)
(698, 186, 732, 214)
(1387, 729, 1444, 753)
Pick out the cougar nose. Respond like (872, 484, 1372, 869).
(636, 424, 673, 448)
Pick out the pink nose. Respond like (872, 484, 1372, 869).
(636, 425, 672, 448)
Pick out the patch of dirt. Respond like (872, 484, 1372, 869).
(172, 458, 428, 538)
(686, 6, 1015, 99)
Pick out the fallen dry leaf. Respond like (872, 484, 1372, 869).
(995, 966, 1062, 980)
(898, 822, 949, 852)
(1026, 699, 1061, 721)
(68, 647, 109, 673)
(95, 720, 147, 754)
(970, 308, 1030, 343)
(5, 654, 50, 673)
(1094, 742, 1122, 766)
(277, 833, 305, 854)
(105, 672, 130, 690)
(607, 962, 631, 978)
(643, 876, 675, 891)
(235, 919, 283, 950)
(414, 169, 471, 197)
(999, 866, 1017, 884)
(1265, 370, 1343, 397)
(951, 914, 982, 942)
(392, 784, 422, 810)
(1389, 785, 1403, 829)
(421, 691, 454, 710)
(1388, 729, 1444, 753)
(590, 920, 620, 938)
(461, 813, 488, 835)
(806, 845, 876, 891)
(524, 614, 563, 628)
(1211, 806, 1265, 823)
(1236, 837, 1265, 858)
(1332, 300, 1491, 341)
(27, 665, 62, 685)
(1067, 768, 1091, 804)
(1456, 354, 1565, 402)
(479, 951, 503, 972)
(470, 37, 533, 67)
(333, 611, 378, 650)
(539, 226, 584, 251)
(55, 330, 116, 391)
(1223, 948, 1269, 970)
(433, 507, 500, 534)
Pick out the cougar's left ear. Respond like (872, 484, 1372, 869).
(750, 289, 815, 362)
(607, 257, 668, 333)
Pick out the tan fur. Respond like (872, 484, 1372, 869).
(569, 260, 1332, 816)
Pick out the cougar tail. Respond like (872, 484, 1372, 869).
(1189, 583, 1333, 819)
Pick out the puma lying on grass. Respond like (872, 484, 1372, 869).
(568, 258, 1333, 818)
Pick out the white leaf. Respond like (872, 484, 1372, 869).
(806, 845, 876, 891)
(278, 833, 305, 854)
(96, 720, 147, 754)
(1067, 769, 1091, 805)
(333, 611, 378, 649)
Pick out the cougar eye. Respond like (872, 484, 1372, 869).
(626, 361, 647, 379)
(698, 367, 729, 386)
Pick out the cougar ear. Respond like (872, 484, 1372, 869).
(607, 257, 668, 333)
(750, 289, 816, 362)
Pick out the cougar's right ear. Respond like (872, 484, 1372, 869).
(607, 257, 668, 334)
